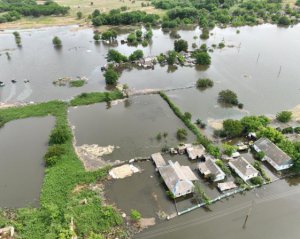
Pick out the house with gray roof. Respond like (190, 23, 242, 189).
(158, 160, 198, 198)
(198, 157, 226, 182)
(228, 157, 258, 182)
(253, 137, 293, 171)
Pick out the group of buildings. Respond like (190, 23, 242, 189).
(151, 137, 293, 199)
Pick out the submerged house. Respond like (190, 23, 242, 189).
(253, 137, 293, 171)
(186, 144, 206, 160)
(228, 157, 259, 182)
(157, 160, 198, 198)
(198, 157, 226, 182)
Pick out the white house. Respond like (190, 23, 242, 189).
(253, 137, 293, 171)
(198, 157, 226, 182)
(228, 157, 258, 182)
(158, 160, 198, 198)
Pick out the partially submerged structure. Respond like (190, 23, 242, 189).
(228, 157, 259, 182)
(253, 137, 293, 171)
(152, 153, 198, 198)
(198, 157, 226, 182)
(186, 144, 205, 160)
(217, 181, 237, 192)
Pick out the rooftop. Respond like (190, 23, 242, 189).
(158, 160, 197, 197)
(151, 152, 166, 168)
(229, 157, 258, 177)
(198, 157, 225, 177)
(254, 137, 292, 166)
(186, 144, 205, 160)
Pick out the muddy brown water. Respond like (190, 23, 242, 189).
(69, 94, 195, 162)
(0, 116, 54, 207)
(1, 24, 300, 121)
(135, 177, 300, 239)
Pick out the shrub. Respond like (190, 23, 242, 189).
(282, 127, 294, 134)
(278, 16, 291, 26)
(107, 49, 127, 63)
(223, 119, 243, 138)
(276, 111, 292, 123)
(49, 126, 70, 145)
(234, 177, 244, 186)
(222, 143, 236, 156)
(294, 127, 300, 134)
(250, 176, 264, 186)
(44, 144, 65, 160)
(194, 51, 211, 65)
(177, 128, 188, 141)
(52, 36, 62, 47)
(196, 119, 206, 129)
(69, 80, 85, 87)
(197, 78, 213, 89)
(174, 39, 188, 52)
(104, 68, 119, 85)
(218, 42, 225, 49)
(93, 33, 101, 41)
(130, 209, 141, 222)
(129, 50, 144, 61)
(184, 112, 192, 120)
(218, 90, 239, 106)
(215, 159, 231, 175)
(200, 28, 209, 39)
(255, 151, 265, 161)
(76, 11, 83, 19)
(166, 190, 175, 199)
(166, 50, 177, 65)
(45, 156, 59, 167)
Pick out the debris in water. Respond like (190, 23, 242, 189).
(109, 164, 140, 179)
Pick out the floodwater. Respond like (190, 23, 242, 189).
(136, 178, 300, 239)
(1, 24, 300, 120)
(69, 95, 195, 162)
(0, 116, 54, 207)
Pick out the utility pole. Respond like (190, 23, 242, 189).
(256, 53, 260, 63)
(277, 65, 282, 78)
(243, 200, 255, 229)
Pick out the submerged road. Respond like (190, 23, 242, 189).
(135, 179, 300, 239)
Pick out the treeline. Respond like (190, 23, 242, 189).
(0, 0, 69, 23)
(91, 9, 160, 26)
(152, 0, 300, 27)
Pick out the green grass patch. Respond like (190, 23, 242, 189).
(70, 90, 124, 106)
(69, 80, 86, 87)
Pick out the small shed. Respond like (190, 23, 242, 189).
(151, 153, 166, 168)
(186, 144, 205, 160)
(217, 181, 237, 192)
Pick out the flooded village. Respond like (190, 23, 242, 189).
(1, 10, 300, 239)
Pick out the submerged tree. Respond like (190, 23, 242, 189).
(52, 36, 62, 47)
(104, 67, 119, 85)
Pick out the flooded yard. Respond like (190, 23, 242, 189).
(0, 116, 54, 207)
(105, 160, 176, 220)
(69, 95, 195, 163)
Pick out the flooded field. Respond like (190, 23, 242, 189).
(69, 95, 195, 163)
(0, 116, 54, 207)
(136, 178, 300, 239)
(1, 24, 299, 120)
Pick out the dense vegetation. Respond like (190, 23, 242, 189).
(152, 0, 300, 27)
(196, 78, 214, 89)
(276, 110, 292, 123)
(91, 9, 160, 26)
(0, 0, 69, 23)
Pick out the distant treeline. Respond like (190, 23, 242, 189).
(0, 0, 69, 23)
(91, 9, 160, 26)
(152, 0, 300, 27)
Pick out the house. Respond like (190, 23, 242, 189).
(186, 144, 205, 160)
(141, 57, 154, 69)
(177, 143, 192, 155)
(253, 137, 293, 171)
(228, 157, 259, 182)
(158, 160, 198, 198)
(198, 157, 226, 182)
(151, 152, 166, 168)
